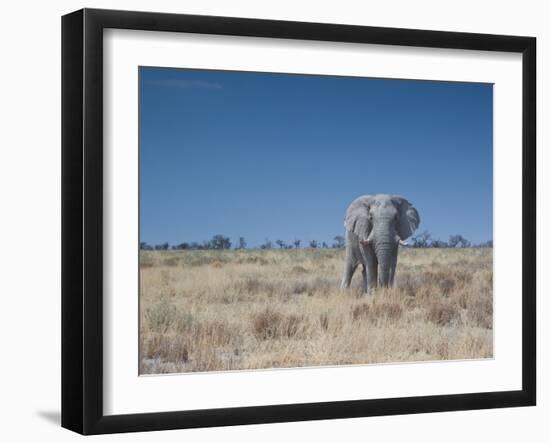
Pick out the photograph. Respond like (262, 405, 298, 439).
(138, 66, 494, 375)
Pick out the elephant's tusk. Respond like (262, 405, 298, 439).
(399, 239, 408, 246)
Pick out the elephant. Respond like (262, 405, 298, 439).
(340, 194, 420, 294)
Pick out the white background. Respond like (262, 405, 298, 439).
(0, 0, 546, 441)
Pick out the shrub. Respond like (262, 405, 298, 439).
(281, 314, 305, 338)
(163, 257, 179, 267)
(352, 301, 403, 322)
(252, 308, 282, 340)
(374, 301, 404, 321)
(352, 304, 370, 321)
(466, 296, 493, 329)
(427, 301, 459, 326)
(290, 280, 309, 294)
(197, 321, 234, 346)
(438, 277, 455, 296)
(237, 277, 275, 295)
(140, 253, 155, 268)
(144, 298, 177, 333)
(398, 273, 421, 297)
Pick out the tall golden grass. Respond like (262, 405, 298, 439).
(139, 247, 492, 374)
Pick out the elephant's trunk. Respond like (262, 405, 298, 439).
(373, 221, 398, 287)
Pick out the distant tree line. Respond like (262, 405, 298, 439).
(140, 232, 492, 251)
(140, 235, 347, 251)
(140, 234, 233, 251)
(409, 231, 492, 248)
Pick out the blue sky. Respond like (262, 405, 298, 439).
(139, 67, 492, 247)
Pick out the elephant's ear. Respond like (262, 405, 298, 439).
(392, 196, 420, 240)
(344, 195, 373, 242)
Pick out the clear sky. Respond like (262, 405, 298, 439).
(139, 67, 492, 248)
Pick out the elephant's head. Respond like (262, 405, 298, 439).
(344, 194, 420, 287)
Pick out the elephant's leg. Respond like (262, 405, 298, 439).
(361, 265, 368, 293)
(340, 260, 357, 289)
(388, 253, 398, 287)
(364, 247, 378, 293)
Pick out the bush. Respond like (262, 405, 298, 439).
(252, 309, 307, 340)
(427, 301, 459, 326)
(252, 308, 282, 340)
(144, 298, 177, 333)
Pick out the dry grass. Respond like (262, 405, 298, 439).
(139, 247, 493, 374)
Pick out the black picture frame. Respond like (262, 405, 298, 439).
(61, 8, 536, 435)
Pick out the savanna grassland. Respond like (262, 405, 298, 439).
(139, 247, 493, 374)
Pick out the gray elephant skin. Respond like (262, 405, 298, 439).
(340, 194, 420, 293)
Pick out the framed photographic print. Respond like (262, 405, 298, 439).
(61, 8, 536, 435)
